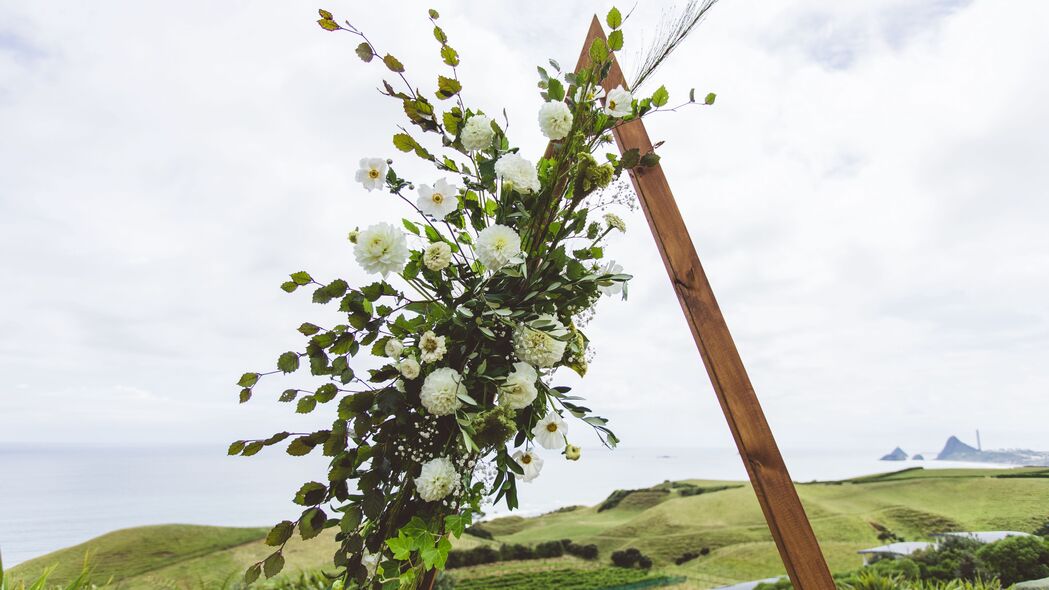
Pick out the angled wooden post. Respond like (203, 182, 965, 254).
(574, 16, 835, 589)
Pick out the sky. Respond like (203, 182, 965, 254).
(1, 0, 1047, 458)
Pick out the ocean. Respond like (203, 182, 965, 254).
(0, 443, 1017, 567)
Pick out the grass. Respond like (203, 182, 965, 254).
(9, 468, 1048, 589)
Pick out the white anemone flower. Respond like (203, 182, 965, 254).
(416, 178, 460, 219)
(423, 242, 452, 271)
(538, 101, 573, 141)
(499, 362, 539, 409)
(354, 222, 409, 276)
(494, 153, 541, 194)
(354, 157, 387, 191)
(419, 367, 464, 416)
(512, 449, 544, 482)
(598, 260, 625, 297)
(460, 114, 495, 152)
(532, 411, 568, 450)
(512, 315, 568, 368)
(418, 330, 447, 363)
(415, 456, 459, 501)
(476, 224, 522, 270)
(603, 86, 633, 117)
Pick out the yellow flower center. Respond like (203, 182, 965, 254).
(432, 193, 444, 204)
(521, 455, 531, 464)
(608, 100, 617, 110)
(368, 168, 380, 179)
(546, 423, 558, 432)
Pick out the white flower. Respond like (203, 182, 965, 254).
(512, 315, 568, 368)
(354, 157, 387, 191)
(538, 101, 573, 141)
(417, 178, 459, 219)
(500, 362, 538, 410)
(598, 260, 624, 297)
(494, 153, 541, 194)
(354, 222, 409, 276)
(398, 356, 420, 380)
(419, 367, 465, 415)
(574, 85, 605, 104)
(532, 411, 568, 450)
(418, 330, 447, 363)
(603, 212, 626, 233)
(565, 444, 581, 461)
(394, 379, 406, 393)
(385, 339, 404, 358)
(604, 86, 633, 117)
(476, 224, 521, 270)
(461, 114, 495, 152)
(512, 449, 544, 482)
(415, 456, 459, 501)
(423, 242, 452, 271)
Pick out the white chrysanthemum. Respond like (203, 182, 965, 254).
(354, 222, 409, 276)
(461, 115, 495, 152)
(476, 224, 522, 270)
(415, 456, 459, 501)
(512, 315, 568, 368)
(565, 444, 581, 461)
(418, 330, 447, 363)
(538, 101, 573, 141)
(532, 411, 568, 450)
(423, 242, 452, 271)
(385, 339, 404, 358)
(354, 157, 387, 191)
(398, 356, 420, 380)
(598, 260, 624, 297)
(500, 362, 539, 410)
(603, 86, 633, 117)
(419, 367, 464, 415)
(494, 153, 541, 194)
(417, 178, 459, 219)
(512, 449, 543, 482)
(603, 212, 626, 233)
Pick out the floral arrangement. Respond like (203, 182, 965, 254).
(230, 5, 714, 588)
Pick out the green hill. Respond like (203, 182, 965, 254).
(8, 467, 1049, 589)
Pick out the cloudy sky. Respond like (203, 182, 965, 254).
(2, 0, 1047, 458)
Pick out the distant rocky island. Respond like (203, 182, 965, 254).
(880, 435, 1049, 466)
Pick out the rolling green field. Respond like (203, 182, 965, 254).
(9, 467, 1049, 590)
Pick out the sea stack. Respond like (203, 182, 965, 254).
(936, 436, 979, 460)
(880, 447, 908, 461)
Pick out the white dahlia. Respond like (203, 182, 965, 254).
(532, 411, 568, 450)
(475, 224, 521, 270)
(417, 178, 459, 219)
(512, 315, 568, 368)
(415, 456, 459, 501)
(398, 356, 420, 380)
(513, 449, 543, 482)
(354, 157, 387, 191)
(538, 101, 573, 141)
(494, 153, 541, 194)
(604, 86, 633, 118)
(419, 367, 464, 416)
(500, 362, 539, 410)
(418, 330, 447, 363)
(423, 242, 452, 271)
(460, 114, 495, 152)
(354, 222, 409, 276)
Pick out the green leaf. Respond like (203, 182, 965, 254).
(589, 38, 608, 63)
(428, 8, 440, 18)
(436, 75, 462, 100)
(263, 552, 285, 578)
(606, 7, 623, 29)
(239, 388, 251, 403)
(296, 396, 317, 414)
(640, 152, 661, 167)
(547, 78, 564, 102)
(244, 563, 261, 585)
(317, 9, 333, 19)
(620, 148, 641, 169)
(294, 482, 328, 506)
(277, 352, 299, 373)
(266, 521, 295, 546)
(355, 42, 373, 63)
(299, 508, 326, 540)
(444, 513, 471, 538)
(317, 19, 340, 32)
(386, 535, 412, 560)
(287, 437, 314, 456)
(652, 85, 669, 107)
(280, 281, 297, 293)
(608, 29, 624, 51)
(298, 322, 321, 336)
(392, 133, 415, 152)
(290, 271, 312, 285)
(227, 440, 246, 455)
(705, 92, 717, 105)
(237, 373, 259, 388)
(689, 88, 696, 103)
(440, 45, 459, 67)
(383, 54, 405, 73)
(241, 441, 264, 457)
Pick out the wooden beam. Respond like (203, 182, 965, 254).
(574, 16, 835, 589)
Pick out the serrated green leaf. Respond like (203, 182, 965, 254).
(705, 92, 717, 105)
(606, 7, 623, 29)
(318, 9, 333, 19)
(608, 29, 624, 51)
(436, 75, 462, 100)
(239, 388, 251, 403)
(280, 281, 297, 293)
(290, 271, 312, 285)
(262, 552, 284, 578)
(298, 322, 320, 336)
(266, 521, 294, 546)
(428, 8, 440, 19)
(317, 19, 339, 32)
(588, 38, 608, 63)
(440, 45, 459, 67)
(392, 132, 415, 152)
(244, 563, 261, 584)
(640, 152, 661, 167)
(296, 396, 317, 414)
(277, 352, 299, 373)
(383, 54, 405, 73)
(227, 440, 246, 455)
(355, 42, 373, 62)
(237, 372, 259, 388)
(652, 85, 669, 107)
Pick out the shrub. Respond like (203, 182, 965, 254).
(445, 545, 499, 569)
(976, 535, 1049, 586)
(611, 547, 651, 569)
(564, 541, 599, 560)
(535, 540, 565, 558)
(463, 525, 493, 540)
(638, 556, 653, 570)
(912, 536, 985, 582)
(499, 543, 536, 561)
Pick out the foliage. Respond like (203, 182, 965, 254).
(453, 567, 655, 590)
(975, 535, 1049, 586)
(610, 548, 652, 570)
(671, 548, 709, 565)
(0, 554, 109, 590)
(234, 5, 713, 589)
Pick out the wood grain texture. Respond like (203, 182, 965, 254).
(573, 16, 835, 589)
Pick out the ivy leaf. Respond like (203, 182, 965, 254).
(355, 42, 373, 63)
(608, 29, 624, 51)
(237, 373, 259, 388)
(386, 535, 412, 560)
(436, 75, 462, 100)
(263, 552, 285, 578)
(606, 7, 623, 29)
(444, 513, 471, 538)
(317, 19, 340, 32)
(652, 85, 669, 107)
(277, 352, 299, 373)
(266, 521, 295, 546)
(705, 92, 717, 105)
(383, 54, 405, 73)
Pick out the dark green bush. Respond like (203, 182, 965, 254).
(535, 540, 565, 558)
(611, 547, 652, 569)
(976, 535, 1049, 586)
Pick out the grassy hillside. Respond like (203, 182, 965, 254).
(9, 467, 1048, 589)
